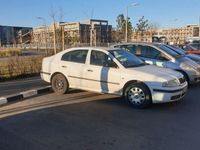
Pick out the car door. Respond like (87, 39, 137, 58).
(82, 50, 121, 94)
(59, 49, 88, 88)
(138, 45, 168, 67)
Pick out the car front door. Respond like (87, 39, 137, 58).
(82, 50, 121, 94)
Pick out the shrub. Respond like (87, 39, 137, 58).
(0, 56, 43, 79)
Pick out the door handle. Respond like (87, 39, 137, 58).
(87, 69, 93, 72)
(62, 65, 67, 68)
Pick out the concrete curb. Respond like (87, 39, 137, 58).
(0, 86, 52, 106)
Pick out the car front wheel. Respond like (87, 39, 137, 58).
(124, 83, 152, 108)
(51, 73, 69, 95)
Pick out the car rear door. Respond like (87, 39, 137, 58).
(59, 49, 88, 88)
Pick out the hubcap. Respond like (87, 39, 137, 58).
(128, 87, 145, 105)
(55, 78, 64, 91)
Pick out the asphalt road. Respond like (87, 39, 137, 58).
(0, 84, 200, 150)
(0, 76, 49, 97)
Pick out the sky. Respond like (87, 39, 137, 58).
(0, 0, 199, 28)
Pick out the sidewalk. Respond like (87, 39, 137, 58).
(0, 76, 49, 97)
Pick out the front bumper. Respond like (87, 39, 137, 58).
(151, 83, 188, 104)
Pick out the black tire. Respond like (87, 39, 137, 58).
(124, 82, 152, 108)
(51, 73, 69, 95)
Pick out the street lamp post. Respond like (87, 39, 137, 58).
(36, 17, 48, 55)
(125, 3, 139, 42)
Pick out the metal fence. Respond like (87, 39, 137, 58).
(0, 42, 113, 50)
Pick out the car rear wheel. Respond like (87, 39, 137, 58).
(124, 83, 152, 108)
(51, 73, 69, 95)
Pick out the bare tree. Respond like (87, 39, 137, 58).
(59, 6, 64, 22)
(148, 22, 160, 35)
(49, 5, 57, 54)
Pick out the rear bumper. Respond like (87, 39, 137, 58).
(40, 71, 51, 83)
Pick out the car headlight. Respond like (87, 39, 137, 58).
(182, 64, 197, 72)
(162, 79, 179, 87)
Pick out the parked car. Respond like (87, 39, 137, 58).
(164, 45, 200, 65)
(113, 42, 200, 84)
(184, 44, 200, 55)
(41, 47, 187, 108)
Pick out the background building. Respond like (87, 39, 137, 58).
(131, 25, 200, 45)
(31, 19, 112, 50)
(32, 23, 59, 49)
(154, 25, 200, 44)
(0, 25, 32, 47)
(131, 31, 153, 42)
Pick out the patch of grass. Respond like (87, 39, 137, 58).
(0, 49, 22, 57)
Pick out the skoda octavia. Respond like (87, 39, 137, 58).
(41, 47, 188, 108)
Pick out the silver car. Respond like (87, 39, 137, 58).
(113, 42, 200, 84)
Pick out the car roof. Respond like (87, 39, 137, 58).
(67, 46, 120, 52)
(112, 42, 163, 47)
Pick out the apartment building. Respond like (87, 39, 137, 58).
(131, 31, 153, 42)
(155, 25, 200, 44)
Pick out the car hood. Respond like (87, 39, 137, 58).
(186, 54, 200, 65)
(178, 56, 200, 69)
(126, 65, 183, 83)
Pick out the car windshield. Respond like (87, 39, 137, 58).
(110, 49, 145, 68)
(164, 45, 186, 55)
(157, 45, 184, 58)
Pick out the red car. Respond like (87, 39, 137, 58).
(184, 44, 200, 55)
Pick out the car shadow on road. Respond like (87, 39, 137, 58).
(0, 84, 197, 119)
(94, 96, 189, 111)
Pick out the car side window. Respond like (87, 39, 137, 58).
(125, 45, 137, 55)
(90, 50, 118, 68)
(61, 50, 88, 64)
(140, 45, 161, 59)
(115, 45, 137, 55)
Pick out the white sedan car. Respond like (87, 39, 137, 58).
(41, 47, 188, 108)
